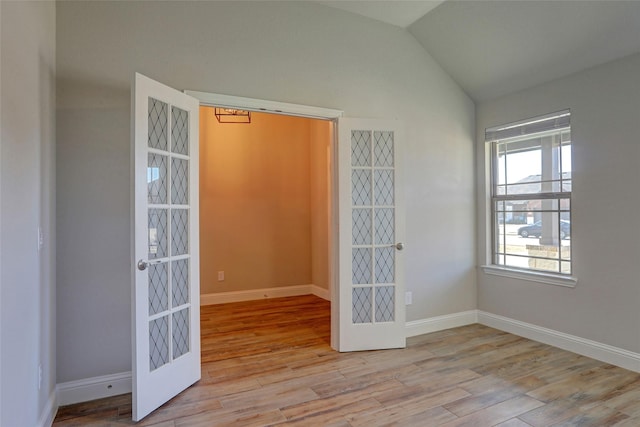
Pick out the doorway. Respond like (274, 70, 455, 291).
(184, 88, 406, 353)
(133, 76, 405, 420)
(198, 107, 333, 314)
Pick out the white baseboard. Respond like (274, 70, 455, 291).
(405, 310, 478, 338)
(57, 371, 132, 406)
(478, 311, 640, 373)
(37, 389, 58, 427)
(310, 284, 330, 301)
(201, 284, 330, 305)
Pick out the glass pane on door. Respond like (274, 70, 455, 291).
(350, 129, 396, 325)
(145, 95, 192, 372)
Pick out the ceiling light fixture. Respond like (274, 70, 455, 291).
(214, 107, 251, 124)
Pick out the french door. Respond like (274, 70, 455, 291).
(132, 73, 200, 421)
(132, 81, 405, 419)
(337, 119, 406, 351)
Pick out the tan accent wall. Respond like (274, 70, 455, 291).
(200, 107, 330, 294)
(309, 120, 332, 291)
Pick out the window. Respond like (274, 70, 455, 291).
(487, 110, 571, 275)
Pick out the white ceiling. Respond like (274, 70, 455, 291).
(317, 1, 445, 28)
(317, 1, 640, 103)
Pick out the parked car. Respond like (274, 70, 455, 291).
(518, 220, 570, 239)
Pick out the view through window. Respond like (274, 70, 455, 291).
(488, 110, 572, 275)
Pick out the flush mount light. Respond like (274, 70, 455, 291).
(214, 107, 251, 124)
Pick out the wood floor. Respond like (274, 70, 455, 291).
(54, 295, 640, 426)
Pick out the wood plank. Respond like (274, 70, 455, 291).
(494, 419, 533, 427)
(348, 388, 470, 426)
(349, 404, 457, 427)
(280, 380, 400, 421)
(174, 408, 285, 427)
(276, 398, 381, 426)
(517, 398, 584, 427)
(603, 379, 640, 416)
(438, 395, 544, 427)
(550, 404, 629, 427)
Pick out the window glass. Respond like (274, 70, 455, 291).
(488, 111, 571, 275)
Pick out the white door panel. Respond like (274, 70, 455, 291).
(337, 119, 405, 352)
(132, 73, 200, 421)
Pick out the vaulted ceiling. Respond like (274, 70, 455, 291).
(316, 1, 445, 28)
(318, 1, 640, 102)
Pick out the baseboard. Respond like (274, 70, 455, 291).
(310, 284, 330, 301)
(405, 310, 478, 338)
(478, 311, 640, 373)
(57, 371, 132, 406)
(36, 389, 58, 427)
(201, 284, 330, 305)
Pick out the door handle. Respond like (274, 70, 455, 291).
(393, 242, 404, 251)
(137, 259, 163, 271)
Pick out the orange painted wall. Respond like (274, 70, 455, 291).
(309, 120, 332, 292)
(200, 107, 330, 294)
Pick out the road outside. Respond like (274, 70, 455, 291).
(497, 224, 570, 271)
(499, 224, 571, 245)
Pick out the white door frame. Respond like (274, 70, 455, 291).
(185, 90, 344, 350)
(184, 91, 343, 121)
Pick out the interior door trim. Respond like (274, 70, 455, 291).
(184, 90, 343, 120)
(185, 90, 342, 351)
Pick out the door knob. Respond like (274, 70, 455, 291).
(137, 259, 162, 271)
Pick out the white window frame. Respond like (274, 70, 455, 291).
(483, 110, 577, 287)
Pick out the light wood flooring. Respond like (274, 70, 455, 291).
(54, 295, 640, 426)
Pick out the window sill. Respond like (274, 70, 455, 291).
(480, 265, 578, 288)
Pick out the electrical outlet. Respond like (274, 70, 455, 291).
(405, 291, 413, 305)
(217, 271, 225, 281)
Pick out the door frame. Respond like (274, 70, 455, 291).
(185, 90, 344, 350)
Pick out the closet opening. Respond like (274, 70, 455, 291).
(198, 106, 334, 343)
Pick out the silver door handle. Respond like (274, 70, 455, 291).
(393, 242, 404, 251)
(137, 259, 162, 271)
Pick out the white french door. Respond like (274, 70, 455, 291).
(337, 118, 406, 351)
(132, 73, 200, 421)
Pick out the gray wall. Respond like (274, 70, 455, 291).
(56, 1, 475, 382)
(1, 1, 56, 425)
(476, 53, 640, 353)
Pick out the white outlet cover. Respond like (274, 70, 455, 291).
(405, 292, 412, 305)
